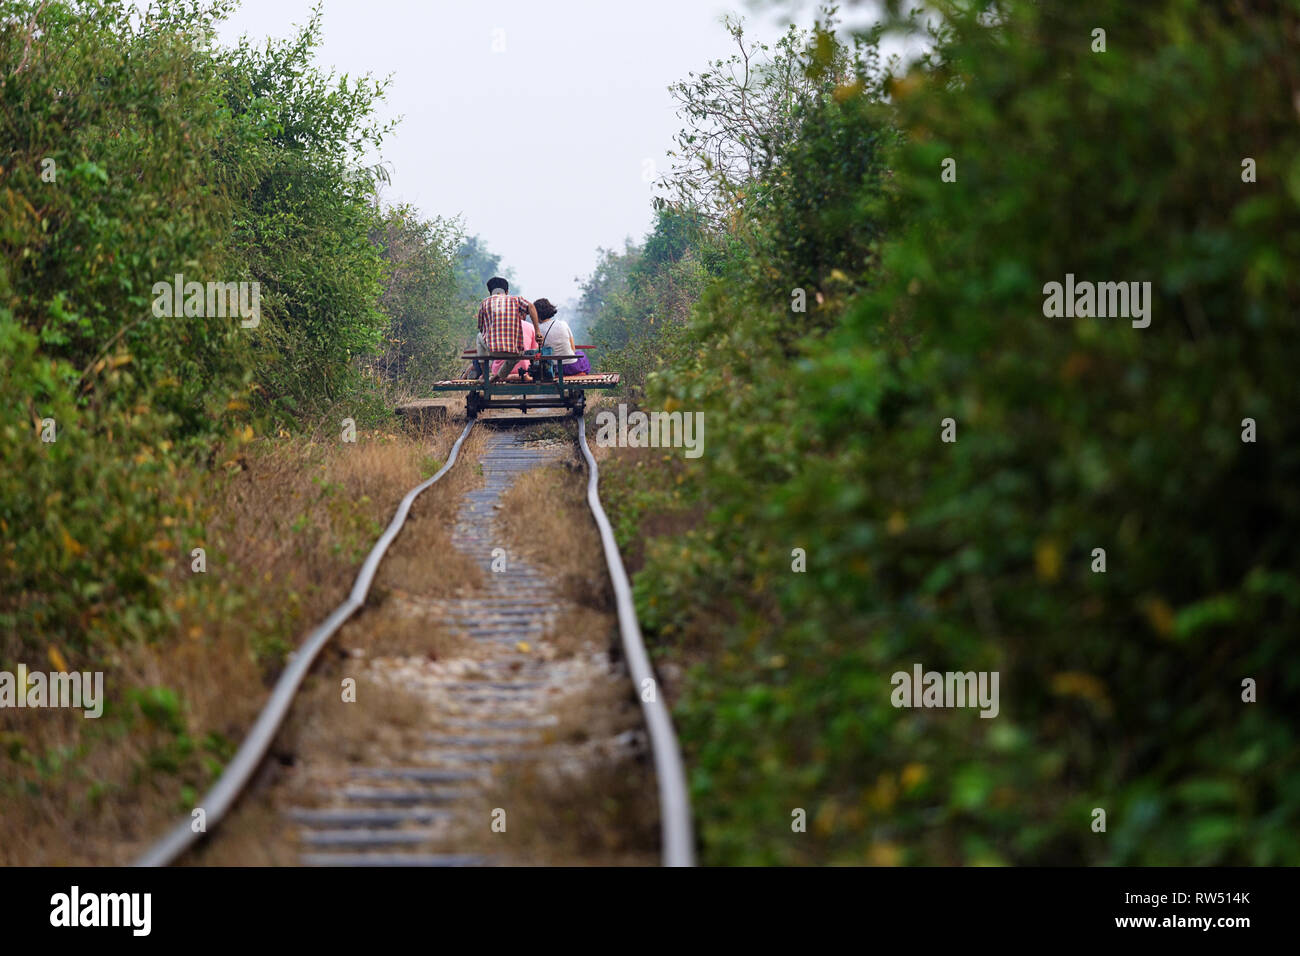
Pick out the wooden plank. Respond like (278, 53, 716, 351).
(432, 373, 619, 389)
(457, 345, 596, 358)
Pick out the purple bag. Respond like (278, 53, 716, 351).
(539, 320, 592, 376)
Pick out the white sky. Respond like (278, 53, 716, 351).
(207, 0, 864, 303)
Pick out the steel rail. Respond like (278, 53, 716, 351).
(577, 417, 696, 866)
(135, 414, 694, 867)
(134, 420, 477, 867)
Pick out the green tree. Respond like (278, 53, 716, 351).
(218, 6, 393, 419)
(455, 234, 515, 304)
(578, 208, 739, 389)
(369, 203, 465, 392)
(614, 0, 1300, 865)
(658, 10, 874, 226)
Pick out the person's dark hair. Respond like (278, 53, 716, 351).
(486, 276, 509, 293)
(533, 298, 558, 320)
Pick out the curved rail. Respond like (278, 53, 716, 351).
(135, 415, 695, 867)
(134, 421, 477, 867)
(578, 417, 695, 867)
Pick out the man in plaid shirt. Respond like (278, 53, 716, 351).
(476, 276, 541, 382)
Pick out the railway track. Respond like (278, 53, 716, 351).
(135, 417, 694, 867)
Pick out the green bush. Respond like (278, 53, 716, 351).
(0, 0, 399, 652)
(580, 208, 743, 390)
(1, 1, 240, 653)
(368, 204, 466, 394)
(620, 0, 1300, 864)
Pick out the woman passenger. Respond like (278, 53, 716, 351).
(532, 298, 590, 378)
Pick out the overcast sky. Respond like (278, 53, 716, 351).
(207, 0, 865, 304)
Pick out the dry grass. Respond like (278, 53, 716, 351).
(184, 425, 489, 865)
(450, 738, 659, 867)
(545, 605, 616, 658)
(461, 759, 660, 867)
(545, 666, 644, 747)
(377, 521, 483, 599)
(1, 412, 660, 867)
(0, 419, 477, 865)
(430, 425, 658, 866)
(374, 426, 487, 600)
(433, 668, 659, 867)
(199, 415, 663, 869)
(495, 454, 615, 649)
(334, 599, 469, 660)
(184, 669, 435, 867)
(277, 670, 432, 765)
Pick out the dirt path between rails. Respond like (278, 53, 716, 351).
(191, 421, 658, 866)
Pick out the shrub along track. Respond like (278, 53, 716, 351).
(134, 417, 693, 867)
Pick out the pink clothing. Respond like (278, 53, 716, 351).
(491, 319, 537, 377)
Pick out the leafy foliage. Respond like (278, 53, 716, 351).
(657, 11, 871, 226)
(577, 208, 742, 390)
(368, 204, 466, 393)
(0, 0, 457, 651)
(217, 7, 393, 420)
(2, 0, 248, 652)
(608, 1, 1300, 864)
(455, 233, 515, 302)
